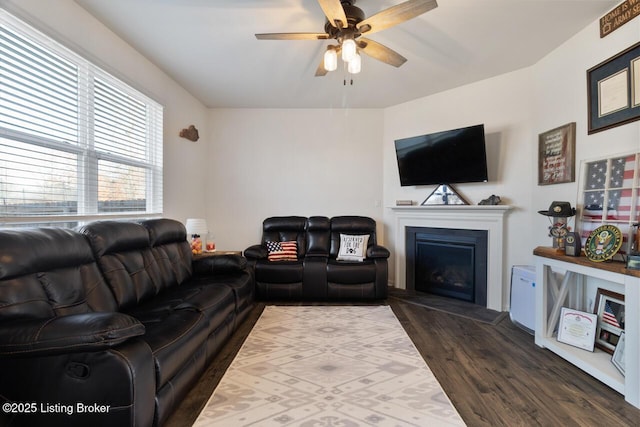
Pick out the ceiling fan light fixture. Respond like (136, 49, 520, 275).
(341, 38, 357, 62)
(347, 52, 361, 74)
(324, 47, 338, 71)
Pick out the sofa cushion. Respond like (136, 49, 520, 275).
(190, 271, 254, 320)
(306, 216, 330, 256)
(136, 308, 210, 389)
(0, 312, 145, 357)
(255, 260, 304, 283)
(330, 216, 377, 258)
(327, 259, 377, 284)
(140, 219, 193, 288)
(262, 216, 307, 258)
(80, 221, 164, 311)
(0, 228, 95, 279)
(336, 234, 370, 262)
(0, 228, 118, 320)
(266, 241, 298, 261)
(193, 255, 247, 275)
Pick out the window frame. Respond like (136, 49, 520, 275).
(0, 9, 163, 227)
(578, 152, 640, 255)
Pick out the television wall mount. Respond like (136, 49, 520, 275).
(421, 184, 469, 205)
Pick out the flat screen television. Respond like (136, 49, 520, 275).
(394, 124, 488, 186)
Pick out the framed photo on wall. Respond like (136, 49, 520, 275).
(538, 122, 576, 185)
(593, 288, 625, 354)
(587, 41, 640, 134)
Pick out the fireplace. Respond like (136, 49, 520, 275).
(406, 227, 488, 306)
(391, 205, 510, 311)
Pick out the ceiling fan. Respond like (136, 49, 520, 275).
(255, 0, 438, 77)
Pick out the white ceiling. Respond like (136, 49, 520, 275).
(75, 0, 618, 109)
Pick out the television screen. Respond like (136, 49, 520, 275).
(394, 124, 488, 186)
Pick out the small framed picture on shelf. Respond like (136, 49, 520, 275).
(594, 288, 625, 354)
(612, 331, 626, 376)
(557, 307, 597, 351)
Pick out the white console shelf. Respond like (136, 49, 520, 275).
(534, 247, 639, 408)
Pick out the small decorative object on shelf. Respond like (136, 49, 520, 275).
(584, 224, 623, 262)
(190, 234, 203, 255)
(185, 218, 209, 255)
(564, 232, 582, 257)
(538, 201, 576, 251)
(478, 195, 501, 205)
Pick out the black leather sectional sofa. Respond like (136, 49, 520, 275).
(0, 218, 254, 427)
(244, 216, 389, 300)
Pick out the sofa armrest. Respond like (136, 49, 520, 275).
(192, 254, 247, 275)
(367, 245, 390, 259)
(0, 312, 145, 357)
(244, 244, 268, 260)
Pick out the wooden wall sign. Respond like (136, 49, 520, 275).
(538, 122, 576, 185)
(600, 0, 640, 38)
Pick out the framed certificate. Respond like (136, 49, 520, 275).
(588, 41, 640, 134)
(557, 307, 598, 351)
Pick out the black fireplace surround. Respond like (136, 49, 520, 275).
(406, 226, 488, 306)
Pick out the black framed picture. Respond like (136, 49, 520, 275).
(587, 41, 640, 134)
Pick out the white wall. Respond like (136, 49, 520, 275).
(206, 108, 384, 250)
(2, 0, 210, 224)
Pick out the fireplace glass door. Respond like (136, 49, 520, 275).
(407, 227, 488, 305)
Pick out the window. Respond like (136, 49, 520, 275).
(0, 10, 163, 227)
(579, 153, 640, 253)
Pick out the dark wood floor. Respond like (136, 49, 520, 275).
(165, 299, 640, 427)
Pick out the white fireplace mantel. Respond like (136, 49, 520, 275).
(390, 205, 512, 311)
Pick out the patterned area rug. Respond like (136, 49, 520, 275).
(194, 305, 466, 426)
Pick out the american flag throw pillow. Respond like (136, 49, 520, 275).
(266, 241, 298, 261)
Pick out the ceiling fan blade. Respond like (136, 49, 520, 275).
(357, 0, 438, 35)
(255, 33, 329, 40)
(315, 60, 328, 77)
(317, 0, 348, 28)
(358, 38, 407, 67)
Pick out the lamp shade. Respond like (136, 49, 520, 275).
(185, 218, 208, 238)
(341, 38, 357, 62)
(324, 47, 338, 72)
(347, 52, 361, 74)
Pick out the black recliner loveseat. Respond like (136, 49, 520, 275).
(244, 216, 389, 300)
(0, 218, 254, 427)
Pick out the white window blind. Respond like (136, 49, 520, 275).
(0, 9, 163, 226)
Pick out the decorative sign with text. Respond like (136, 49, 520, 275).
(538, 122, 576, 185)
(600, 0, 640, 38)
